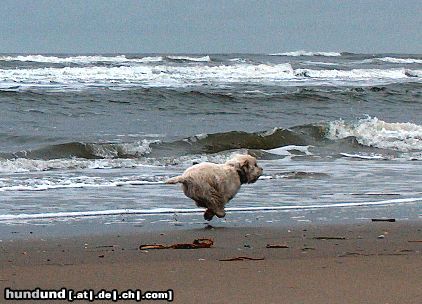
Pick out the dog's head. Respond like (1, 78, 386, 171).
(226, 154, 263, 184)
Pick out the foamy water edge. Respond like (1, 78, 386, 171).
(1, 197, 420, 222)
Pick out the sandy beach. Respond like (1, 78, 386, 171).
(0, 219, 421, 304)
(1, 1, 421, 303)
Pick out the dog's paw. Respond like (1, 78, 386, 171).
(215, 210, 226, 218)
(204, 209, 215, 221)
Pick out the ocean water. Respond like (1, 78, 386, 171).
(0, 52, 421, 225)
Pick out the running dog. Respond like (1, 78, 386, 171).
(166, 154, 263, 220)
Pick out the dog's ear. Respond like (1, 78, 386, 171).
(237, 158, 250, 184)
(226, 155, 255, 184)
(226, 156, 247, 170)
(239, 157, 249, 167)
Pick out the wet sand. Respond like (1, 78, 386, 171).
(1, 220, 421, 303)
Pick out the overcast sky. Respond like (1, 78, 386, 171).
(1, 0, 421, 54)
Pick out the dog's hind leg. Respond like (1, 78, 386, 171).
(182, 179, 225, 221)
(193, 199, 216, 221)
(206, 188, 227, 220)
(197, 192, 224, 221)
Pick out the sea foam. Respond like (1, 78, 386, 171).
(0, 197, 420, 222)
(0, 55, 213, 64)
(327, 117, 422, 152)
(0, 63, 296, 90)
(270, 51, 342, 57)
(166, 55, 211, 62)
(294, 68, 411, 80)
(1, 58, 420, 91)
(376, 57, 422, 64)
(0, 55, 134, 64)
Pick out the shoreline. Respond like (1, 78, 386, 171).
(1, 198, 420, 240)
(2, 195, 421, 222)
(1, 219, 421, 303)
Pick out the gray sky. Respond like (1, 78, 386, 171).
(1, 0, 421, 54)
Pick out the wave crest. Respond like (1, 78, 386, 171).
(10, 139, 158, 161)
(0, 54, 165, 64)
(2, 63, 419, 91)
(166, 55, 211, 62)
(0, 54, 134, 64)
(1, 117, 421, 173)
(270, 51, 342, 57)
(376, 57, 422, 64)
(326, 117, 422, 152)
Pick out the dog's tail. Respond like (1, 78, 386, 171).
(165, 175, 185, 184)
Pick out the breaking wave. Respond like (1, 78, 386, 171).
(327, 117, 422, 152)
(0, 63, 296, 90)
(0, 54, 211, 64)
(0, 125, 324, 171)
(166, 55, 211, 62)
(293, 68, 418, 80)
(0, 174, 166, 192)
(270, 51, 342, 57)
(1, 117, 420, 174)
(1, 52, 421, 91)
(0, 64, 419, 91)
(375, 57, 422, 64)
(6, 139, 157, 160)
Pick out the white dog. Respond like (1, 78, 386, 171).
(166, 154, 263, 220)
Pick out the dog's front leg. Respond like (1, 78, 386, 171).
(214, 209, 226, 218)
(204, 209, 215, 221)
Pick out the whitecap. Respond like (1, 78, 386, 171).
(0, 158, 147, 173)
(0, 175, 166, 192)
(376, 57, 422, 64)
(293, 68, 410, 80)
(166, 55, 211, 62)
(229, 58, 248, 63)
(264, 145, 313, 156)
(0, 148, 244, 174)
(0, 54, 131, 64)
(326, 117, 422, 152)
(301, 61, 341, 66)
(0, 54, 166, 65)
(0, 63, 295, 89)
(340, 153, 386, 160)
(138, 56, 164, 63)
(270, 51, 342, 57)
(404, 69, 422, 77)
(1, 62, 419, 91)
(89, 139, 159, 159)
